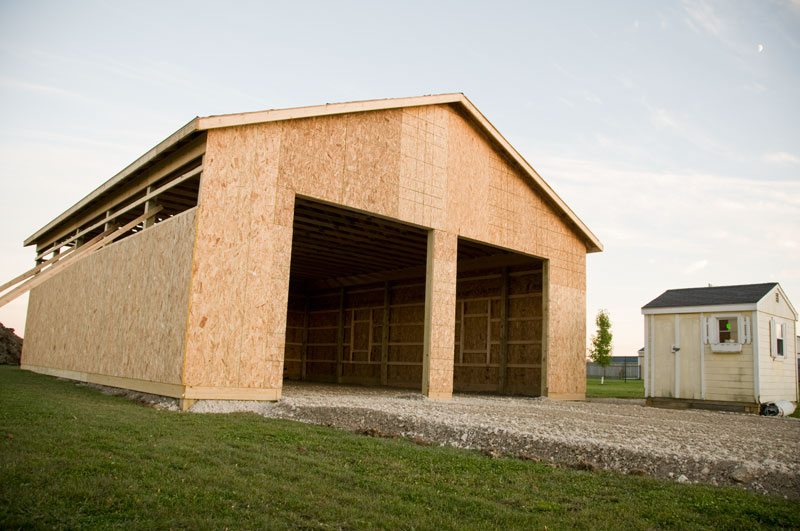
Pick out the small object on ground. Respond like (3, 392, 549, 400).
(5, 433, 13, 439)
(408, 435, 431, 446)
(628, 468, 648, 476)
(677, 474, 689, 483)
(731, 464, 755, 483)
(760, 401, 796, 417)
(574, 461, 599, 472)
(481, 448, 501, 459)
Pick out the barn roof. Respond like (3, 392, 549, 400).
(24, 93, 602, 253)
(642, 283, 779, 309)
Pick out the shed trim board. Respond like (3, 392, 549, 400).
(642, 304, 757, 315)
(753, 311, 760, 402)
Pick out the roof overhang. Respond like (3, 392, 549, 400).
(642, 304, 757, 315)
(24, 117, 200, 247)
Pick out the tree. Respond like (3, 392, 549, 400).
(589, 309, 613, 384)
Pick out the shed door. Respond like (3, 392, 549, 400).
(678, 315, 702, 400)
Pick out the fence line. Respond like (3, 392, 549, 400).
(586, 361, 641, 380)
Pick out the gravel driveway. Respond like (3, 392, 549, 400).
(187, 381, 800, 499)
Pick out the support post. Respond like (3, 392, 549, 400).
(301, 294, 309, 381)
(421, 230, 457, 400)
(143, 186, 156, 229)
(499, 266, 509, 394)
(381, 281, 390, 386)
(336, 287, 345, 384)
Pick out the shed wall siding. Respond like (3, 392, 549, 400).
(700, 310, 755, 403)
(22, 208, 197, 386)
(757, 310, 798, 403)
(650, 312, 756, 403)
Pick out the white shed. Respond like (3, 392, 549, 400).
(641, 283, 798, 413)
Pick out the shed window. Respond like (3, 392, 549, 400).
(706, 314, 747, 353)
(718, 318, 738, 343)
(771, 320, 785, 358)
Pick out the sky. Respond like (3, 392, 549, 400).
(0, 0, 798, 360)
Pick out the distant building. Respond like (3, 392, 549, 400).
(642, 283, 797, 413)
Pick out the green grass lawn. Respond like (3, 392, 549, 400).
(1, 366, 797, 529)
(586, 377, 645, 399)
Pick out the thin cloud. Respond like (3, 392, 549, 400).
(684, 259, 709, 275)
(682, 1, 724, 39)
(0, 77, 88, 101)
(763, 151, 800, 166)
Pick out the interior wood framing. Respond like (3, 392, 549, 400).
(29, 134, 206, 262)
(283, 198, 544, 395)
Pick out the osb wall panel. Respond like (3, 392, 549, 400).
(23, 209, 197, 384)
(444, 108, 587, 398)
(186, 103, 590, 398)
(279, 110, 404, 220)
(422, 230, 458, 398)
(184, 123, 290, 390)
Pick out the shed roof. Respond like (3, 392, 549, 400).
(25, 93, 602, 253)
(642, 283, 779, 309)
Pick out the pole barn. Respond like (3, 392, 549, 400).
(12, 94, 602, 409)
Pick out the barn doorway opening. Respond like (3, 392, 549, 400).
(282, 197, 545, 396)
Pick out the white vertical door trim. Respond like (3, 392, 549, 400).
(674, 314, 680, 399)
(650, 315, 656, 397)
(643, 316, 649, 398)
(700, 312, 705, 399)
(753, 311, 760, 403)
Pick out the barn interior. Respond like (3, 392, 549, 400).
(284, 197, 545, 395)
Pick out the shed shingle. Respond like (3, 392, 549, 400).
(642, 283, 777, 309)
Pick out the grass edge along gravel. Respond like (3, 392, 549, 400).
(1, 366, 798, 529)
(586, 377, 644, 399)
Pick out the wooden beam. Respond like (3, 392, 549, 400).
(0, 206, 163, 308)
(301, 296, 309, 381)
(499, 267, 510, 394)
(381, 281, 390, 386)
(143, 185, 156, 229)
(308, 265, 426, 291)
(27, 129, 203, 248)
(0, 245, 76, 294)
(37, 165, 202, 259)
(457, 252, 541, 274)
(336, 288, 345, 384)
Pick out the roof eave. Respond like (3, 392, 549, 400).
(642, 303, 758, 315)
(24, 117, 200, 247)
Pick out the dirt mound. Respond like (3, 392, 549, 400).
(0, 322, 23, 365)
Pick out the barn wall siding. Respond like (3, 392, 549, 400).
(152, 104, 593, 400)
(22, 208, 197, 389)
